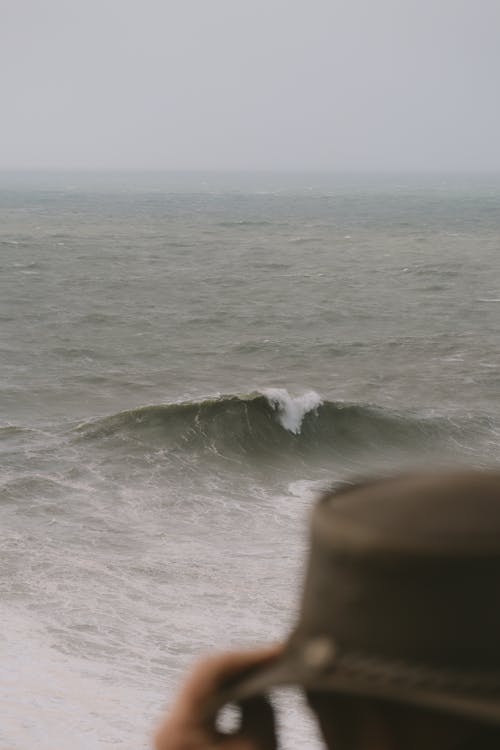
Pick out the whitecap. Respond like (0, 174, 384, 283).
(263, 388, 323, 435)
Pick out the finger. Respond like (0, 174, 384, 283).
(177, 644, 283, 713)
(239, 695, 277, 750)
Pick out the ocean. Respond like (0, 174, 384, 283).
(1, 171, 500, 749)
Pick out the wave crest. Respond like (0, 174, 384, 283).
(263, 388, 322, 434)
(76, 390, 455, 459)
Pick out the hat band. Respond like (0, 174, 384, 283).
(323, 650, 500, 695)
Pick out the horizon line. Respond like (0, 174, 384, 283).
(2, 167, 500, 176)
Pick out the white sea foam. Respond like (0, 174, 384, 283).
(288, 478, 329, 501)
(0, 607, 159, 750)
(263, 389, 323, 435)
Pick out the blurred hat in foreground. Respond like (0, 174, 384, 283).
(224, 471, 500, 724)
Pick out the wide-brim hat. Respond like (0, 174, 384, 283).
(219, 471, 500, 725)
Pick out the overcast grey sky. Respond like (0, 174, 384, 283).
(2, 0, 499, 171)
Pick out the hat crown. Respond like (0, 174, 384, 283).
(293, 471, 500, 672)
(315, 472, 500, 557)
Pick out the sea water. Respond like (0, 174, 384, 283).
(1, 171, 500, 748)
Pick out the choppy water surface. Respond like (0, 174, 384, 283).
(1, 172, 500, 749)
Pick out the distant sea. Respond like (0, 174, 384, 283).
(1, 171, 500, 749)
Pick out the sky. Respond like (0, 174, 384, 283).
(1, 0, 500, 172)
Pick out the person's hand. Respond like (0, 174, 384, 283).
(154, 645, 282, 750)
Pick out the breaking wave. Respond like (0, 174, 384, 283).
(76, 390, 471, 459)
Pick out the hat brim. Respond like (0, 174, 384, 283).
(215, 650, 500, 727)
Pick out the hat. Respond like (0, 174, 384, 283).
(221, 471, 500, 724)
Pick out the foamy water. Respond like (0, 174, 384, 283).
(264, 389, 323, 434)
